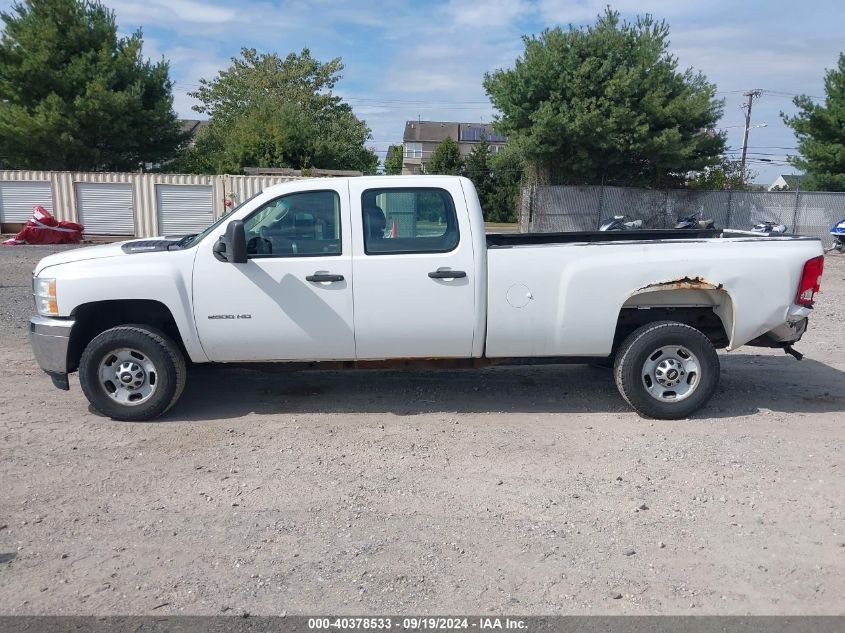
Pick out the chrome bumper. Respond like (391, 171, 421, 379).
(30, 315, 75, 389)
(747, 317, 808, 349)
(764, 317, 808, 344)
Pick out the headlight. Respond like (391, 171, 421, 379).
(33, 277, 58, 316)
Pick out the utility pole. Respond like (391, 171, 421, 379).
(740, 89, 763, 184)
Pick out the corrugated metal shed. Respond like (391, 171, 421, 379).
(76, 182, 134, 235)
(156, 184, 213, 234)
(0, 170, 304, 237)
(0, 180, 53, 222)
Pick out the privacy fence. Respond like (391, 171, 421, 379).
(519, 184, 845, 248)
(0, 170, 305, 238)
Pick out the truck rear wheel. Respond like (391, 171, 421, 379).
(613, 321, 719, 419)
(79, 325, 186, 422)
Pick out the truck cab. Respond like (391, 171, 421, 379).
(192, 176, 486, 362)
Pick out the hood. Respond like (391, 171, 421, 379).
(33, 237, 184, 275)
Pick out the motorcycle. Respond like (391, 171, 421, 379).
(751, 220, 788, 234)
(674, 211, 715, 230)
(830, 216, 845, 252)
(599, 215, 643, 231)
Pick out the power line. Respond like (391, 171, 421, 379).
(761, 90, 824, 101)
(727, 146, 799, 151)
(173, 83, 824, 102)
(725, 151, 795, 157)
(173, 81, 825, 105)
(347, 97, 491, 105)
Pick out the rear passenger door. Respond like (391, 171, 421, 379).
(349, 180, 477, 359)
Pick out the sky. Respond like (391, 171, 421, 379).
(5, 0, 845, 184)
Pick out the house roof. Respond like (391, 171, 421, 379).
(771, 174, 807, 189)
(403, 120, 506, 143)
(403, 121, 460, 143)
(179, 119, 210, 138)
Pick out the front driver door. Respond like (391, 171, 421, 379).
(193, 183, 355, 362)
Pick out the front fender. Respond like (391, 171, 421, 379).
(47, 249, 207, 363)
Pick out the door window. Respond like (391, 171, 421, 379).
(244, 190, 341, 257)
(362, 188, 459, 255)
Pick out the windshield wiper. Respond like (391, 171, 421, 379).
(167, 234, 198, 250)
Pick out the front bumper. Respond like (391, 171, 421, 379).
(30, 315, 75, 390)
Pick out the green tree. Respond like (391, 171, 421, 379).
(173, 48, 377, 174)
(782, 53, 845, 191)
(486, 146, 524, 223)
(427, 136, 463, 175)
(464, 136, 495, 214)
(483, 9, 725, 187)
(0, 0, 185, 170)
(384, 144, 403, 174)
(687, 159, 754, 190)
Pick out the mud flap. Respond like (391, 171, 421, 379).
(783, 345, 804, 361)
(48, 372, 70, 391)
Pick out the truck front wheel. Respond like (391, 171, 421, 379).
(79, 325, 186, 422)
(613, 321, 719, 419)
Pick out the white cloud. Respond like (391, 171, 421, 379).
(446, 0, 534, 27)
(172, 87, 201, 118)
(536, 0, 722, 24)
(159, 0, 236, 23)
(106, 0, 236, 26)
(383, 69, 466, 95)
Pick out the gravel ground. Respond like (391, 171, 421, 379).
(0, 243, 843, 615)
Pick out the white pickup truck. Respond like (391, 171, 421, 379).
(30, 176, 825, 421)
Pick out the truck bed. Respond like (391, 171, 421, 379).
(483, 230, 822, 358)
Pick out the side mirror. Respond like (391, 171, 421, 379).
(212, 220, 247, 264)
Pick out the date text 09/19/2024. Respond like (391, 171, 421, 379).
(307, 617, 527, 630)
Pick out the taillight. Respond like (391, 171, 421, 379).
(796, 255, 824, 306)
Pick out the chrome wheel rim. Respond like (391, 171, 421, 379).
(98, 348, 158, 406)
(641, 345, 700, 402)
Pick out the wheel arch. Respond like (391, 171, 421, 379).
(67, 300, 189, 372)
(615, 279, 735, 352)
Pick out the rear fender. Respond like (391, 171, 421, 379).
(623, 278, 736, 348)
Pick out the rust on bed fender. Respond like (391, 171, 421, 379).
(636, 276, 724, 292)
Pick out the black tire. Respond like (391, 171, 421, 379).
(79, 325, 186, 421)
(613, 321, 719, 420)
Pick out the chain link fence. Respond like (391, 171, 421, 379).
(519, 184, 845, 247)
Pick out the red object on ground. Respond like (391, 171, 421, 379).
(2, 206, 84, 245)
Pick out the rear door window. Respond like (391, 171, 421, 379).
(361, 188, 459, 255)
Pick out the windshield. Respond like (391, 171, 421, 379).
(180, 191, 263, 249)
